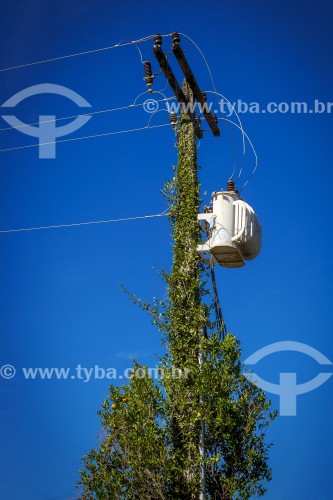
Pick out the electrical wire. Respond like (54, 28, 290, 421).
(210, 256, 227, 339)
(175, 33, 256, 188)
(0, 33, 172, 73)
(179, 33, 219, 104)
(207, 90, 254, 181)
(199, 218, 227, 338)
(0, 210, 169, 234)
(0, 122, 171, 154)
(147, 109, 169, 127)
(135, 44, 145, 64)
(204, 90, 246, 173)
(154, 78, 169, 95)
(179, 32, 237, 171)
(220, 118, 258, 191)
(111, 39, 144, 64)
(0, 97, 176, 133)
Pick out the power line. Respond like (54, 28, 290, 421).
(205, 91, 246, 157)
(210, 257, 227, 339)
(205, 89, 249, 183)
(0, 122, 171, 154)
(0, 211, 169, 234)
(0, 97, 176, 132)
(199, 219, 227, 338)
(219, 118, 258, 191)
(0, 33, 172, 73)
(178, 33, 238, 171)
(179, 33, 219, 103)
(0, 30, 257, 184)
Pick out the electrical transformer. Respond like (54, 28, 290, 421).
(197, 180, 262, 268)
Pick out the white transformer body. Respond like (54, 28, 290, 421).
(197, 191, 262, 268)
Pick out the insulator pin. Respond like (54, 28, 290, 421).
(170, 112, 178, 128)
(144, 61, 152, 77)
(172, 32, 180, 45)
(143, 61, 154, 94)
(227, 177, 238, 193)
(154, 34, 162, 46)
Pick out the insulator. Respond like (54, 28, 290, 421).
(154, 34, 162, 46)
(201, 91, 207, 102)
(144, 61, 152, 78)
(170, 112, 178, 127)
(143, 61, 153, 93)
(172, 32, 180, 45)
(227, 177, 238, 193)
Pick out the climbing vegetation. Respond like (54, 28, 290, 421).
(78, 83, 276, 499)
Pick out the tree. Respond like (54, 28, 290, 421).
(78, 82, 276, 499)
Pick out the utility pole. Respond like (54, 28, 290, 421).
(152, 33, 217, 499)
(79, 33, 276, 500)
(199, 331, 206, 500)
(165, 77, 206, 498)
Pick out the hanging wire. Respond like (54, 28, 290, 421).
(199, 218, 227, 338)
(176, 32, 257, 188)
(0, 210, 169, 234)
(134, 44, 145, 64)
(0, 33, 172, 73)
(206, 90, 246, 153)
(0, 97, 176, 133)
(204, 89, 247, 176)
(147, 109, 169, 127)
(210, 256, 227, 339)
(0, 122, 171, 154)
(219, 118, 258, 191)
(178, 32, 237, 172)
(133, 91, 171, 106)
(154, 77, 170, 95)
(179, 33, 219, 104)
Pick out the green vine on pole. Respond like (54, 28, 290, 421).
(78, 81, 277, 499)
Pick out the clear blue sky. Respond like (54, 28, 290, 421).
(0, 1, 332, 499)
